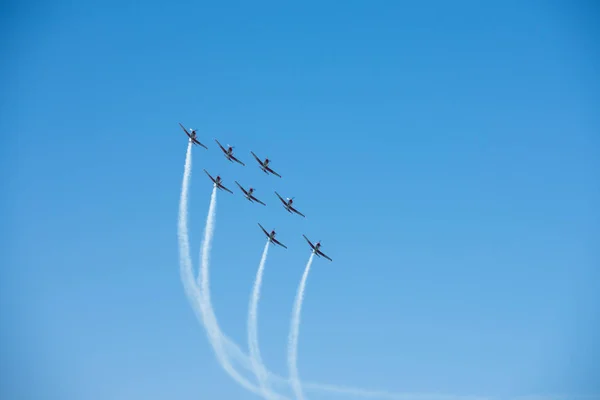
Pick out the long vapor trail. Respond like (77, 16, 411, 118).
(195, 186, 284, 398)
(176, 144, 230, 381)
(177, 143, 285, 399)
(218, 333, 491, 400)
(287, 253, 315, 400)
(178, 142, 205, 329)
(248, 240, 274, 399)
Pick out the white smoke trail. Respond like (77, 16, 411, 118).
(248, 240, 274, 399)
(219, 335, 491, 400)
(178, 142, 200, 321)
(216, 340, 490, 400)
(287, 253, 315, 400)
(298, 383, 492, 400)
(195, 186, 285, 398)
(177, 144, 287, 400)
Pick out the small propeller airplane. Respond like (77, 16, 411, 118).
(258, 223, 287, 249)
(179, 123, 208, 149)
(250, 151, 282, 178)
(234, 181, 266, 206)
(274, 191, 305, 217)
(215, 139, 245, 166)
(203, 169, 233, 194)
(303, 235, 332, 261)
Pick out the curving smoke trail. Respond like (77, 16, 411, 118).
(218, 331, 492, 400)
(248, 240, 275, 399)
(287, 253, 315, 400)
(177, 144, 235, 384)
(177, 143, 286, 400)
(195, 186, 287, 398)
(178, 142, 204, 328)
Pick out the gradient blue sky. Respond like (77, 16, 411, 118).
(2, 1, 599, 399)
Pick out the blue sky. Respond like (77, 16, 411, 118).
(2, 1, 599, 399)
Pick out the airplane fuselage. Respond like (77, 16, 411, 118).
(312, 244, 322, 256)
(220, 146, 234, 161)
(269, 232, 276, 240)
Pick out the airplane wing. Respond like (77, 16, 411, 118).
(230, 154, 245, 166)
(220, 183, 234, 194)
(250, 195, 266, 206)
(234, 181, 248, 196)
(290, 205, 306, 218)
(179, 123, 192, 138)
(203, 169, 216, 183)
(274, 191, 287, 206)
(192, 138, 208, 149)
(250, 151, 263, 165)
(258, 223, 269, 237)
(303, 235, 316, 250)
(317, 249, 332, 261)
(265, 166, 282, 178)
(214, 139, 227, 154)
(272, 237, 288, 249)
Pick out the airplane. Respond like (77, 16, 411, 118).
(203, 169, 233, 194)
(234, 181, 266, 206)
(250, 151, 282, 178)
(274, 191, 305, 217)
(258, 223, 287, 249)
(215, 139, 245, 166)
(179, 123, 208, 149)
(302, 235, 332, 261)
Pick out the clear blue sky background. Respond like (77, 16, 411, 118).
(2, 1, 599, 399)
